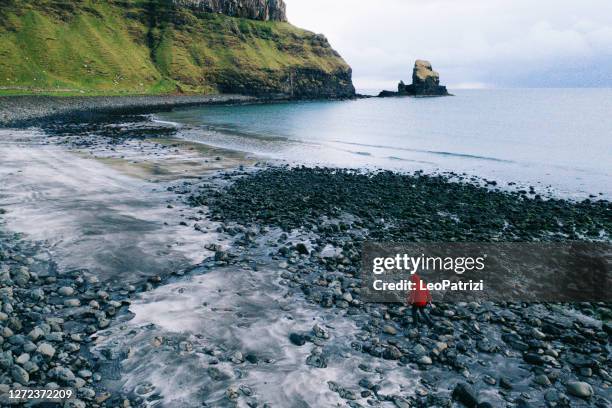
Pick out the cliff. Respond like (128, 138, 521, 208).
(0, 0, 354, 98)
(174, 0, 287, 22)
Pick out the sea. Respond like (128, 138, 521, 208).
(156, 88, 612, 199)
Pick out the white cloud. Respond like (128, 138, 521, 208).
(284, 0, 612, 89)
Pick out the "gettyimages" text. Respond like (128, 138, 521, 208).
(372, 253, 486, 275)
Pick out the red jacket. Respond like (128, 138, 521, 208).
(407, 274, 431, 307)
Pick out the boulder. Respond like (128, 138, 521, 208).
(0, 351, 14, 369)
(566, 381, 593, 398)
(12, 365, 29, 385)
(11, 266, 30, 286)
(49, 366, 76, 383)
(289, 333, 306, 346)
(383, 345, 403, 360)
(37, 342, 56, 358)
(58, 286, 75, 296)
(452, 383, 479, 408)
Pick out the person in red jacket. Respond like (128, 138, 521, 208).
(407, 273, 433, 326)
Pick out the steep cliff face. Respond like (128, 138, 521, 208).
(174, 0, 287, 22)
(0, 0, 354, 98)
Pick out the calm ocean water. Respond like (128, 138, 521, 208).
(157, 89, 612, 198)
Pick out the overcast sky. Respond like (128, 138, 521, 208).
(284, 0, 612, 90)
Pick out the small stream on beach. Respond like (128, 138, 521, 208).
(0, 127, 423, 406)
(93, 245, 422, 407)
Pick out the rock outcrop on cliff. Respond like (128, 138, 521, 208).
(173, 0, 287, 22)
(379, 60, 449, 97)
(0, 0, 354, 99)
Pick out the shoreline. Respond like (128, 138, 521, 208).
(0, 94, 257, 129)
(0, 94, 361, 129)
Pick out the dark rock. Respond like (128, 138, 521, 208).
(0, 351, 14, 369)
(289, 333, 306, 346)
(216, 66, 356, 100)
(523, 353, 545, 366)
(306, 353, 327, 368)
(514, 399, 533, 408)
(245, 354, 258, 364)
(382, 345, 403, 360)
(295, 243, 309, 255)
(566, 381, 593, 398)
(499, 377, 513, 390)
(452, 383, 479, 408)
(49, 366, 76, 383)
(208, 367, 230, 381)
(12, 365, 30, 385)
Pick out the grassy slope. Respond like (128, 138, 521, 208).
(0, 0, 350, 96)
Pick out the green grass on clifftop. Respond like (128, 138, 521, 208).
(0, 0, 351, 96)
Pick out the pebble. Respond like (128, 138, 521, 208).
(49, 366, 76, 383)
(312, 324, 329, 339)
(545, 389, 560, 402)
(289, 333, 306, 346)
(412, 344, 427, 355)
(0, 351, 13, 369)
(78, 369, 93, 378)
(16, 353, 30, 364)
(534, 374, 551, 386)
(566, 381, 593, 398)
(11, 266, 30, 286)
(452, 383, 479, 408)
(37, 342, 56, 358)
(58, 286, 75, 296)
(230, 351, 244, 364)
(64, 298, 81, 307)
(12, 365, 30, 384)
(226, 386, 239, 400)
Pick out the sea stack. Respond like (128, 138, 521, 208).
(379, 60, 450, 97)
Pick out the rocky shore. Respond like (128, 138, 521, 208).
(0, 95, 255, 128)
(196, 166, 610, 241)
(0, 225, 132, 406)
(186, 166, 611, 407)
(0, 111, 610, 407)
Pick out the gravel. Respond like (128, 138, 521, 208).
(0, 227, 145, 406)
(185, 165, 611, 407)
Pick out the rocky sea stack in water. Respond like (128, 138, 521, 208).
(379, 60, 450, 97)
